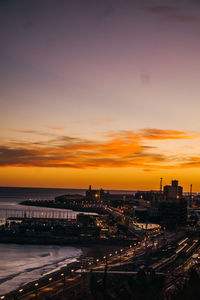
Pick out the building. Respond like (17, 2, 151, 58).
(159, 198, 187, 227)
(86, 185, 100, 201)
(164, 180, 183, 200)
(159, 180, 187, 228)
(76, 213, 94, 226)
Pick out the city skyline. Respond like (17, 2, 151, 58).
(1, 0, 200, 191)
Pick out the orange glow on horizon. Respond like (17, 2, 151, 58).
(1, 128, 200, 191)
(0, 166, 200, 193)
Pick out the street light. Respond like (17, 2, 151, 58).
(49, 277, 52, 281)
(0, 296, 5, 299)
(19, 289, 23, 293)
(34, 283, 39, 287)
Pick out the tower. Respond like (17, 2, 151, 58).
(160, 177, 163, 193)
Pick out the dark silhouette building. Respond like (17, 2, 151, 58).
(159, 180, 187, 228)
(164, 180, 183, 200)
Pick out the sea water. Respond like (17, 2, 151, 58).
(0, 187, 85, 294)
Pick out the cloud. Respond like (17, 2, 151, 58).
(10, 129, 37, 134)
(107, 129, 199, 141)
(142, 5, 200, 24)
(1, 128, 200, 170)
(98, 4, 115, 20)
(140, 73, 151, 85)
(138, 128, 199, 140)
(180, 157, 200, 168)
(9, 128, 63, 137)
(90, 117, 116, 123)
(171, 15, 200, 23)
(142, 6, 179, 14)
(48, 127, 65, 131)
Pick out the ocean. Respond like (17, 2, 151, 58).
(0, 186, 135, 294)
(0, 187, 87, 294)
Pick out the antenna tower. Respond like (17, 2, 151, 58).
(160, 177, 163, 193)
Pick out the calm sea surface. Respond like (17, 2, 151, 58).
(0, 187, 135, 294)
(0, 187, 86, 294)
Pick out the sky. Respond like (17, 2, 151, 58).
(1, 0, 200, 191)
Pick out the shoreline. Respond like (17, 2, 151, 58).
(0, 197, 134, 298)
(1, 243, 128, 299)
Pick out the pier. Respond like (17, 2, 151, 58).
(0, 208, 77, 221)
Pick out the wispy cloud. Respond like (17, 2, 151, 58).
(138, 128, 199, 140)
(171, 15, 200, 23)
(70, 117, 117, 125)
(10, 129, 38, 134)
(1, 128, 199, 170)
(107, 129, 199, 140)
(142, 4, 200, 24)
(142, 6, 179, 14)
(89, 117, 117, 124)
(9, 128, 68, 138)
(180, 157, 200, 168)
(98, 4, 115, 21)
(48, 127, 65, 131)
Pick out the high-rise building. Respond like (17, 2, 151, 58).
(159, 180, 187, 227)
(164, 180, 183, 200)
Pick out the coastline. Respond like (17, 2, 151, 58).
(2, 243, 128, 299)
(0, 194, 133, 298)
(0, 243, 82, 296)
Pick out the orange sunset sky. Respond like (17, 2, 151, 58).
(1, 0, 200, 191)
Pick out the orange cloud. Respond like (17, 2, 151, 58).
(179, 157, 200, 168)
(1, 128, 199, 170)
(48, 127, 65, 131)
(139, 128, 199, 140)
(90, 117, 116, 123)
(107, 129, 199, 141)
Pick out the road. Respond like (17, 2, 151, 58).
(2, 228, 196, 300)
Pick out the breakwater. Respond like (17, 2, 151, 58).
(20, 199, 105, 214)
